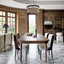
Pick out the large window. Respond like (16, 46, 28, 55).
(0, 10, 16, 34)
(7, 12, 15, 33)
(0, 11, 5, 33)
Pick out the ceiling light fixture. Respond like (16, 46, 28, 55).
(27, 0, 40, 13)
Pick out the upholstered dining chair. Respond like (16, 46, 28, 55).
(38, 33, 49, 54)
(16, 33, 29, 49)
(14, 34, 29, 61)
(47, 34, 54, 59)
(38, 34, 54, 60)
(16, 33, 21, 46)
(14, 35, 20, 61)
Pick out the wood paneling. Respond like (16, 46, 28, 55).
(1, 5, 64, 38)
(44, 10, 55, 34)
(0, 5, 44, 37)
(0, 5, 28, 36)
(36, 9, 44, 35)
(43, 10, 64, 39)
(18, 10, 28, 36)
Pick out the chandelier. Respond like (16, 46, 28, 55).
(27, 0, 40, 13)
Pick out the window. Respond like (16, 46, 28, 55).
(0, 11, 5, 33)
(0, 10, 16, 34)
(7, 12, 15, 33)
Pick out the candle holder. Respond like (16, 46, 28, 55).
(35, 29, 37, 37)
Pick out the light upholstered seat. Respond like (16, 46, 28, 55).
(39, 34, 54, 60)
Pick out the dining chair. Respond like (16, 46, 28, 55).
(16, 33, 21, 46)
(47, 34, 54, 59)
(16, 32, 29, 51)
(38, 33, 49, 54)
(14, 34, 29, 61)
(38, 34, 54, 60)
(14, 35, 20, 61)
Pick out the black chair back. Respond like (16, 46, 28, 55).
(17, 33, 20, 39)
(14, 35, 19, 50)
(47, 34, 54, 50)
(45, 33, 49, 38)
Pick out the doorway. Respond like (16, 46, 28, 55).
(28, 14, 36, 34)
(28, 14, 38, 59)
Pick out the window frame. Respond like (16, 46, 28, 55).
(0, 10, 17, 34)
(7, 12, 16, 33)
(0, 10, 6, 33)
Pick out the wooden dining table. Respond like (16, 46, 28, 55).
(18, 33, 49, 62)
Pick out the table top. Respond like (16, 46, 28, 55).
(18, 33, 49, 43)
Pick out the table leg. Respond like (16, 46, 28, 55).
(45, 43, 47, 62)
(20, 43, 22, 62)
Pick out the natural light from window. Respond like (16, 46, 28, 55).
(29, 14, 36, 34)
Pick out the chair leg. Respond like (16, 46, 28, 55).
(37, 45, 42, 60)
(27, 45, 29, 49)
(37, 45, 40, 54)
(17, 50, 18, 55)
(51, 50, 53, 59)
(17, 50, 19, 60)
(37, 45, 39, 52)
(26, 50, 27, 61)
(26, 48, 29, 61)
(15, 50, 16, 61)
(39, 50, 41, 60)
(48, 51, 50, 55)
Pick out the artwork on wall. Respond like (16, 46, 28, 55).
(44, 21, 52, 25)
(44, 21, 53, 29)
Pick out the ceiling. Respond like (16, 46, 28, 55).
(0, 0, 64, 9)
(14, 0, 64, 5)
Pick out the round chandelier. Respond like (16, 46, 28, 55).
(27, 1, 40, 13)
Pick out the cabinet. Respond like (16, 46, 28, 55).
(56, 32, 63, 42)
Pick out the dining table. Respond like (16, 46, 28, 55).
(18, 33, 49, 62)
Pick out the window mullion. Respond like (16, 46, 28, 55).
(2, 17, 3, 33)
(6, 12, 7, 24)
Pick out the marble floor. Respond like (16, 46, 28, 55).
(0, 41, 64, 64)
